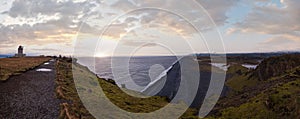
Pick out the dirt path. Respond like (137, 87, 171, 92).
(0, 59, 62, 119)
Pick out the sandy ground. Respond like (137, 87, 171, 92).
(0, 60, 62, 119)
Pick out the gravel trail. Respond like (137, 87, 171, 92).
(0, 60, 61, 119)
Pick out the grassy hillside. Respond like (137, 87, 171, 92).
(225, 64, 257, 93)
(0, 57, 51, 81)
(55, 58, 199, 119)
(208, 54, 300, 118)
(55, 54, 300, 118)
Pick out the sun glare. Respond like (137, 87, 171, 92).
(96, 53, 109, 57)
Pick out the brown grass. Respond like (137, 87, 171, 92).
(0, 57, 51, 81)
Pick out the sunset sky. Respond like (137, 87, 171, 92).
(0, 0, 299, 56)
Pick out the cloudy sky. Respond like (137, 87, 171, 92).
(0, 0, 299, 56)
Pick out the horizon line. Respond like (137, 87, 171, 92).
(1, 51, 300, 57)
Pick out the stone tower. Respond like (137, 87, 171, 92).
(18, 46, 23, 54)
(15, 45, 26, 57)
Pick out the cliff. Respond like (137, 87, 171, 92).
(209, 54, 300, 118)
(252, 54, 300, 80)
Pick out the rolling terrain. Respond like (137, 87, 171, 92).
(208, 54, 300, 118)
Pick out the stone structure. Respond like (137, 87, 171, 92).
(15, 45, 26, 57)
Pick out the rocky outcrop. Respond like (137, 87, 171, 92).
(142, 56, 226, 108)
(252, 54, 300, 80)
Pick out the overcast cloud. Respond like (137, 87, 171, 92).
(0, 0, 298, 55)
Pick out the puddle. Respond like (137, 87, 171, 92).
(36, 68, 52, 72)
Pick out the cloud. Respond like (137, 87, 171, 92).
(108, 0, 237, 35)
(197, 0, 237, 26)
(259, 35, 300, 52)
(0, 0, 102, 54)
(262, 35, 297, 45)
(31, 48, 60, 52)
(103, 23, 128, 39)
(7, 0, 94, 18)
(0, 0, 238, 55)
(120, 39, 157, 47)
(231, 1, 300, 38)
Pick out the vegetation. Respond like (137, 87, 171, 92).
(213, 67, 300, 119)
(208, 54, 300, 119)
(55, 54, 300, 118)
(0, 57, 51, 81)
(252, 54, 300, 80)
(56, 58, 199, 119)
(1, 53, 299, 118)
(226, 64, 258, 93)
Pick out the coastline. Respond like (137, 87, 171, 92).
(56, 58, 200, 118)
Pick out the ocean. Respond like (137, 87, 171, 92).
(77, 56, 178, 91)
(77, 56, 228, 108)
(0, 55, 9, 58)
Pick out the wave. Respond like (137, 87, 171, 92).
(141, 56, 183, 93)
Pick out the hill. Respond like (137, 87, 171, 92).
(209, 54, 300, 118)
(54, 54, 300, 118)
(56, 58, 199, 119)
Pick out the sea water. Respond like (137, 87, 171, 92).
(77, 56, 178, 91)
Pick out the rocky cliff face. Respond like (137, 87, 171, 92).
(142, 56, 227, 108)
(210, 54, 300, 118)
(252, 54, 300, 80)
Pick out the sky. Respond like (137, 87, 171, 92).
(0, 0, 299, 56)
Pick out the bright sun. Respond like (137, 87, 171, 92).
(96, 53, 108, 57)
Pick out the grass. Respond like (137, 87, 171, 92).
(214, 76, 300, 119)
(226, 64, 259, 93)
(0, 57, 51, 81)
(56, 58, 200, 119)
(208, 65, 300, 119)
(55, 54, 300, 119)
